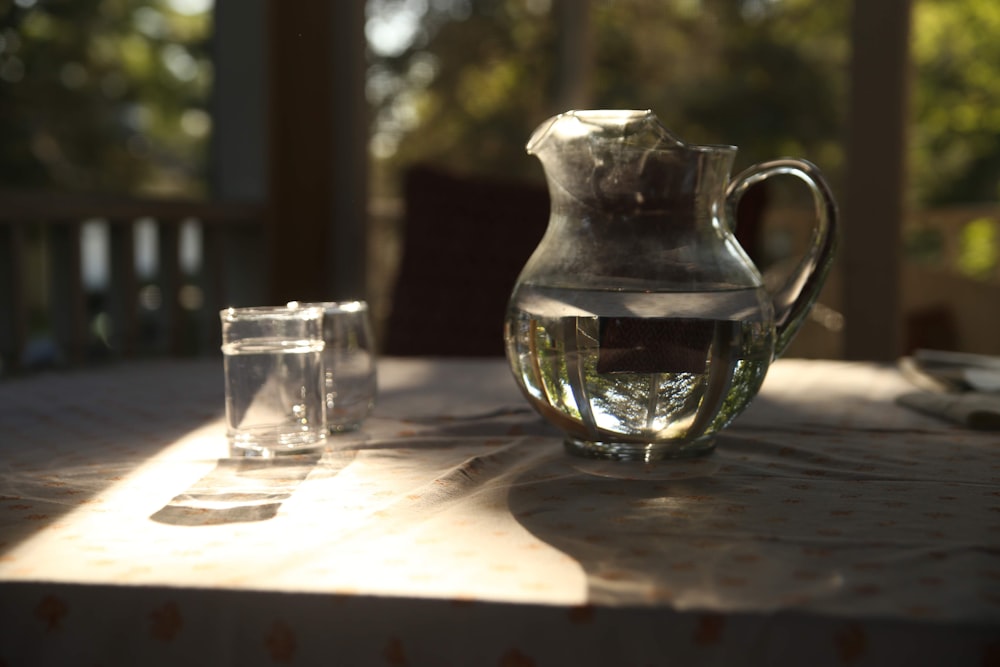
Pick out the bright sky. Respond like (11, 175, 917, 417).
(164, 0, 213, 16)
(366, 1, 425, 57)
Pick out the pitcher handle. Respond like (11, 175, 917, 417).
(726, 158, 839, 359)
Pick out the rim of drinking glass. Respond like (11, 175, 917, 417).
(287, 300, 369, 314)
(220, 305, 324, 321)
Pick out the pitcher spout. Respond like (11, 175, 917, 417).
(527, 109, 737, 214)
(527, 109, 688, 156)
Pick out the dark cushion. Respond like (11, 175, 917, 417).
(384, 165, 549, 356)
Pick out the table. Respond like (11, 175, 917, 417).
(1, 357, 998, 665)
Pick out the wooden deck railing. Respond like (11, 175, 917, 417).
(0, 192, 266, 375)
(2, 193, 996, 374)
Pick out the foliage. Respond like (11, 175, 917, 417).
(369, 0, 850, 195)
(368, 0, 558, 187)
(911, 0, 1000, 206)
(957, 217, 999, 279)
(3, 0, 999, 210)
(0, 0, 212, 197)
(370, 0, 1000, 212)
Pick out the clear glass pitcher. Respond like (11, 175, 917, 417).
(504, 109, 838, 461)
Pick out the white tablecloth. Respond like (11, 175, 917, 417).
(0, 357, 998, 665)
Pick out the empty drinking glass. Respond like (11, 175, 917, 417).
(291, 301, 377, 433)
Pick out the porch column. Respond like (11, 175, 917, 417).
(842, 0, 912, 360)
(265, 0, 368, 303)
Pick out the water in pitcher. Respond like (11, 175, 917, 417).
(505, 284, 774, 456)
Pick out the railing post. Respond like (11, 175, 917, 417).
(200, 223, 224, 351)
(49, 222, 87, 366)
(158, 221, 183, 356)
(108, 220, 139, 358)
(0, 223, 27, 373)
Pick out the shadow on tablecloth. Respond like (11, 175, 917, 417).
(505, 404, 1000, 624)
(150, 447, 357, 526)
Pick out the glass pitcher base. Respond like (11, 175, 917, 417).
(564, 436, 716, 462)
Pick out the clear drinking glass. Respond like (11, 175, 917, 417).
(291, 301, 377, 432)
(220, 305, 327, 456)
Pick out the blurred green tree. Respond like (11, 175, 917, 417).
(370, 0, 1000, 211)
(3, 0, 998, 209)
(367, 0, 558, 187)
(911, 0, 1000, 206)
(0, 0, 212, 197)
(369, 0, 849, 194)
